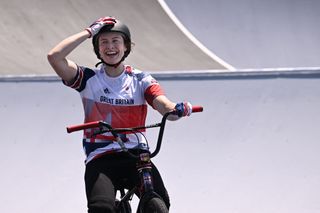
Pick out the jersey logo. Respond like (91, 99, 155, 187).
(104, 87, 110, 94)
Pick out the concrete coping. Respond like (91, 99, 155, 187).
(1, 67, 320, 82)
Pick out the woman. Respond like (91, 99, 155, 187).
(47, 17, 192, 213)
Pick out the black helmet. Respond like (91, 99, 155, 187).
(92, 20, 131, 66)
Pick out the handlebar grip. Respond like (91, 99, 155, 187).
(192, 106, 203, 113)
(66, 121, 101, 133)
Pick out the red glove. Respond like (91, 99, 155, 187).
(86, 16, 116, 38)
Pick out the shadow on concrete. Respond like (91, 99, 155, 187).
(0, 0, 229, 76)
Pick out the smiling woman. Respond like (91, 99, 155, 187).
(98, 33, 125, 60)
(97, 33, 128, 75)
(47, 16, 194, 213)
(91, 20, 132, 74)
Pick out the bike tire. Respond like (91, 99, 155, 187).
(142, 197, 168, 213)
(116, 200, 132, 213)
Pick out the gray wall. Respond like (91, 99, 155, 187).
(1, 71, 320, 212)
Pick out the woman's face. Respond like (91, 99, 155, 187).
(98, 32, 127, 65)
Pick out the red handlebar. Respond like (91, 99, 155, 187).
(67, 121, 101, 133)
(66, 106, 203, 133)
(192, 105, 203, 113)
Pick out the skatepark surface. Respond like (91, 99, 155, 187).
(165, 0, 320, 69)
(0, 0, 230, 76)
(2, 71, 320, 212)
(1, 0, 320, 212)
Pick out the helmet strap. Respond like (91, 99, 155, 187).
(104, 60, 122, 68)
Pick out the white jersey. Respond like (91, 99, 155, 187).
(65, 65, 164, 163)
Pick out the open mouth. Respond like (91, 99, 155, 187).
(105, 51, 118, 57)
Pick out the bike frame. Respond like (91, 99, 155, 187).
(67, 106, 203, 212)
(116, 151, 163, 212)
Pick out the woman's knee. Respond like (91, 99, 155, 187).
(88, 195, 115, 213)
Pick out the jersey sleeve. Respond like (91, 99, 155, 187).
(141, 74, 165, 108)
(62, 65, 95, 92)
(144, 84, 165, 108)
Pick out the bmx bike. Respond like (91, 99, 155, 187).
(66, 106, 203, 213)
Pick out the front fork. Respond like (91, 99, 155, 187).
(137, 152, 154, 193)
(137, 152, 164, 213)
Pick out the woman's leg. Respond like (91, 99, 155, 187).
(85, 161, 116, 213)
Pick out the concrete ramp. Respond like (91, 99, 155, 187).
(165, 0, 320, 69)
(0, 0, 229, 76)
(1, 70, 320, 212)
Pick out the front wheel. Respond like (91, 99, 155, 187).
(115, 199, 132, 213)
(142, 197, 169, 213)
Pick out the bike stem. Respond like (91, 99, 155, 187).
(106, 111, 171, 159)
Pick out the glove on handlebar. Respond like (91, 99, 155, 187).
(86, 16, 116, 38)
(175, 102, 192, 117)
